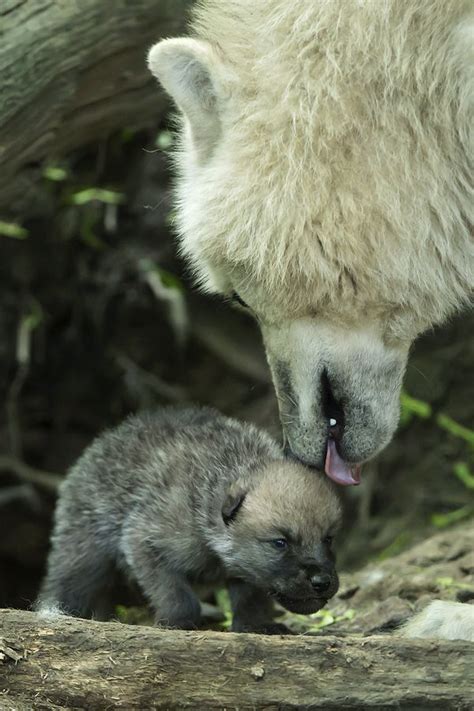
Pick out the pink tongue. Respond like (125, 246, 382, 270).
(325, 439, 361, 486)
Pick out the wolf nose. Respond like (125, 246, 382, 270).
(310, 573, 331, 594)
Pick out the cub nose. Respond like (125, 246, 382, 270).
(310, 573, 331, 594)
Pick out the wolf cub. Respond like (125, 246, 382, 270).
(38, 408, 341, 634)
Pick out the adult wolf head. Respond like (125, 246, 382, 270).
(148, 1, 473, 484)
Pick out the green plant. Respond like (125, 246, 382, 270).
(0, 221, 29, 239)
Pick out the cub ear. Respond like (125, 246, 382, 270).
(147, 37, 229, 158)
(222, 491, 246, 526)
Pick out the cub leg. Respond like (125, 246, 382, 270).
(122, 532, 201, 630)
(37, 540, 114, 619)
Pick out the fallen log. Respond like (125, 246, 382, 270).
(0, 0, 191, 213)
(0, 609, 473, 710)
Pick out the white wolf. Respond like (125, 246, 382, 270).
(148, 1, 474, 640)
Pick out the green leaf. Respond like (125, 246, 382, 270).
(399, 391, 432, 426)
(431, 505, 473, 529)
(305, 608, 356, 632)
(215, 588, 232, 629)
(215, 588, 231, 616)
(436, 577, 472, 591)
(22, 310, 42, 333)
(377, 531, 413, 561)
(436, 414, 474, 447)
(453, 462, 474, 490)
(70, 188, 125, 206)
(114, 605, 152, 625)
(343, 609, 356, 621)
(43, 166, 68, 182)
(436, 576, 454, 587)
(159, 270, 184, 292)
(0, 221, 29, 239)
(138, 259, 184, 292)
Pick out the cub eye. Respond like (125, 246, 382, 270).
(231, 292, 249, 308)
(323, 535, 333, 546)
(272, 538, 288, 550)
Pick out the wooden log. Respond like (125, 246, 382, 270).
(0, 0, 191, 214)
(0, 609, 473, 710)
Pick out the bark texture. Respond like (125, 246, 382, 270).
(0, 0, 191, 213)
(0, 609, 473, 710)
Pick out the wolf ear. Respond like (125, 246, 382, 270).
(222, 491, 246, 526)
(148, 38, 228, 158)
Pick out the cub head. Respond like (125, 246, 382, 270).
(216, 461, 342, 614)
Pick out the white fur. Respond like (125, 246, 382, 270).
(148, 38, 235, 160)
(148, 1, 473, 469)
(35, 602, 66, 621)
(150, 0, 473, 339)
(262, 319, 408, 463)
(401, 601, 474, 642)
